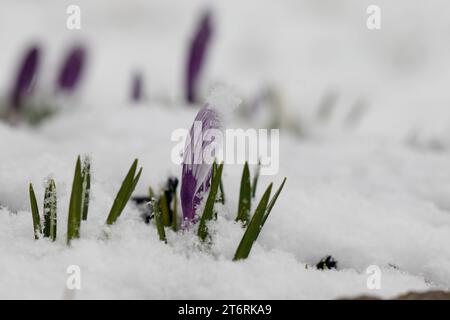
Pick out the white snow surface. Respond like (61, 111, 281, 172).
(1, 0, 450, 299)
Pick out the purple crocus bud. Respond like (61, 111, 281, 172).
(185, 10, 213, 104)
(180, 87, 241, 225)
(131, 72, 143, 102)
(10, 45, 41, 110)
(180, 103, 222, 224)
(57, 45, 86, 93)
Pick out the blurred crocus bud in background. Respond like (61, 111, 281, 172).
(131, 72, 143, 102)
(185, 10, 213, 104)
(10, 45, 41, 111)
(56, 45, 86, 93)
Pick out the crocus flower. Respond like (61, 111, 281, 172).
(10, 45, 41, 110)
(185, 10, 213, 104)
(131, 72, 143, 102)
(57, 45, 86, 93)
(180, 103, 222, 224)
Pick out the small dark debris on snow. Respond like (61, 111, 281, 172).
(388, 263, 399, 270)
(316, 255, 338, 270)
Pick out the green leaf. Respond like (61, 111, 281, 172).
(197, 162, 224, 241)
(43, 179, 57, 241)
(251, 160, 261, 198)
(233, 178, 287, 261)
(218, 180, 225, 204)
(148, 186, 154, 200)
(261, 177, 286, 229)
(152, 199, 166, 243)
(172, 190, 178, 232)
(67, 156, 83, 244)
(213, 162, 225, 204)
(130, 168, 142, 197)
(236, 162, 251, 224)
(233, 183, 272, 261)
(81, 156, 91, 221)
(106, 159, 142, 225)
(159, 193, 171, 226)
(29, 183, 41, 240)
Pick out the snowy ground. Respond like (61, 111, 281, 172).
(1, 0, 450, 299)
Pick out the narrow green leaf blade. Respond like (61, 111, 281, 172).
(29, 183, 41, 240)
(197, 162, 224, 241)
(172, 190, 178, 232)
(43, 179, 57, 241)
(67, 156, 83, 244)
(152, 199, 167, 243)
(106, 159, 137, 225)
(124, 167, 142, 215)
(251, 160, 261, 198)
(218, 179, 225, 204)
(261, 177, 287, 228)
(213, 162, 225, 204)
(106, 159, 141, 225)
(130, 167, 142, 198)
(43, 181, 51, 238)
(81, 157, 91, 221)
(236, 162, 251, 224)
(159, 193, 171, 226)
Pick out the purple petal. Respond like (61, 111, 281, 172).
(181, 104, 221, 223)
(131, 72, 143, 102)
(57, 46, 86, 93)
(10, 45, 40, 110)
(185, 11, 213, 104)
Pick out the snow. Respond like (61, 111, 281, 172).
(206, 85, 241, 116)
(1, 0, 450, 299)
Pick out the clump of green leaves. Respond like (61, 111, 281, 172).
(234, 177, 286, 261)
(23, 102, 58, 126)
(145, 160, 285, 261)
(234, 183, 272, 260)
(29, 178, 57, 241)
(29, 156, 143, 245)
(139, 177, 179, 242)
(106, 159, 142, 225)
(28, 154, 285, 262)
(158, 179, 179, 232)
(192, 161, 286, 261)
